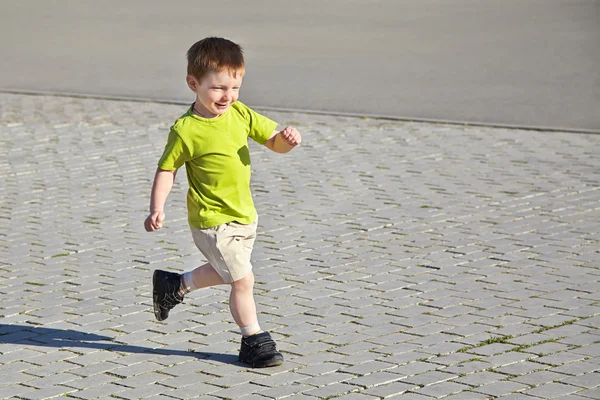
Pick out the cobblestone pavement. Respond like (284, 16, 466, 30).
(0, 93, 598, 399)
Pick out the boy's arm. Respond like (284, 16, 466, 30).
(264, 126, 302, 153)
(144, 167, 177, 232)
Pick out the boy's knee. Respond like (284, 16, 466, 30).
(231, 271, 254, 291)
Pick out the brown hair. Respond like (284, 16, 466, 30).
(187, 37, 245, 81)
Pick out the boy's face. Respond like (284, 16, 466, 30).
(187, 70, 244, 118)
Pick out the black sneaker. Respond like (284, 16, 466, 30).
(239, 331, 284, 368)
(152, 270, 184, 321)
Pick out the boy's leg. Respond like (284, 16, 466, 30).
(232, 271, 283, 368)
(182, 262, 226, 291)
(229, 271, 260, 334)
(182, 262, 261, 334)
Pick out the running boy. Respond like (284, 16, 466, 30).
(144, 37, 301, 368)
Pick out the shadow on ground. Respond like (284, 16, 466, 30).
(0, 324, 239, 365)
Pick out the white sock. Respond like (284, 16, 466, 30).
(180, 272, 197, 294)
(240, 322, 261, 337)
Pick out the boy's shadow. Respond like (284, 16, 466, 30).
(0, 324, 239, 365)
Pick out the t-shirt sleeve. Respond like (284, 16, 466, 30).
(157, 129, 189, 170)
(245, 106, 278, 145)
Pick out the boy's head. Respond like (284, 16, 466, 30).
(186, 37, 245, 118)
(187, 37, 245, 83)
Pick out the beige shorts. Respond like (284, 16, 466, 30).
(190, 219, 257, 283)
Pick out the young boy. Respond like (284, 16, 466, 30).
(144, 37, 301, 368)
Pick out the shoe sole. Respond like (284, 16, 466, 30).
(240, 355, 284, 368)
(254, 357, 284, 368)
(152, 270, 167, 322)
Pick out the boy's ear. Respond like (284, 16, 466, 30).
(186, 75, 197, 92)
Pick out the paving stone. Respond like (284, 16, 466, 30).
(408, 333, 460, 348)
(577, 387, 600, 399)
(115, 383, 175, 399)
(454, 371, 507, 387)
(522, 382, 581, 398)
(425, 352, 480, 368)
(60, 373, 115, 390)
(303, 382, 359, 398)
(442, 392, 493, 400)
(346, 370, 406, 388)
(412, 381, 473, 398)
(522, 342, 572, 356)
(257, 382, 315, 399)
(24, 361, 80, 377)
(483, 352, 535, 368)
(251, 371, 312, 388)
(495, 360, 546, 376)
(511, 370, 569, 386)
(537, 353, 587, 367)
(9, 385, 78, 399)
(474, 381, 530, 397)
(572, 344, 600, 357)
(63, 382, 128, 399)
(559, 333, 600, 347)
(362, 381, 420, 398)
(391, 361, 442, 377)
(342, 359, 397, 375)
(402, 370, 458, 387)
(294, 362, 347, 377)
(560, 372, 600, 389)
(69, 361, 120, 377)
(0, 384, 37, 399)
(213, 382, 274, 399)
(24, 372, 79, 389)
(160, 381, 221, 398)
(268, 395, 316, 400)
(470, 343, 516, 357)
(333, 393, 380, 400)
(301, 371, 355, 387)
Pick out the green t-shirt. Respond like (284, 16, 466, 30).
(158, 101, 277, 228)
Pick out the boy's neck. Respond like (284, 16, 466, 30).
(192, 103, 214, 119)
(192, 102, 221, 119)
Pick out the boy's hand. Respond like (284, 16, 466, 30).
(144, 211, 165, 232)
(281, 126, 302, 147)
